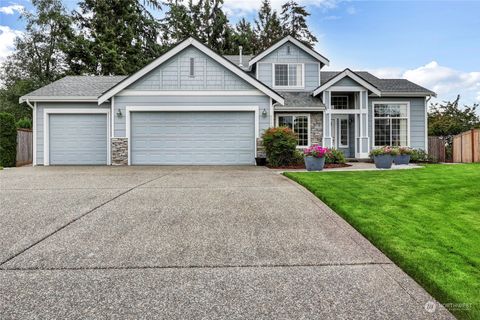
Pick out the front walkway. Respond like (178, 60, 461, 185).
(0, 166, 452, 319)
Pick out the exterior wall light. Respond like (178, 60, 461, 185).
(117, 109, 123, 118)
(262, 108, 268, 117)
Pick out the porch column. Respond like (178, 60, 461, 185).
(323, 91, 333, 148)
(357, 90, 369, 158)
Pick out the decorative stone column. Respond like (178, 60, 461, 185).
(310, 112, 323, 145)
(256, 138, 266, 158)
(111, 138, 128, 165)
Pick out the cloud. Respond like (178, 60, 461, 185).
(346, 6, 356, 15)
(0, 4, 24, 15)
(0, 26, 22, 63)
(223, 0, 340, 17)
(369, 61, 480, 106)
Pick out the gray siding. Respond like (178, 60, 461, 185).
(368, 97, 426, 150)
(128, 46, 254, 91)
(35, 102, 110, 165)
(113, 95, 271, 138)
(255, 41, 320, 91)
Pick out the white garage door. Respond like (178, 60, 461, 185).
(130, 111, 255, 165)
(49, 114, 108, 165)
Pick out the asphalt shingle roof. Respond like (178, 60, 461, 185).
(22, 76, 127, 98)
(223, 55, 253, 70)
(279, 92, 325, 109)
(321, 71, 435, 95)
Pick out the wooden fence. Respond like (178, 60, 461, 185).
(453, 129, 480, 163)
(16, 128, 33, 167)
(428, 136, 446, 162)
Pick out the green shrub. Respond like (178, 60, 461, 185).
(0, 112, 17, 167)
(410, 148, 437, 163)
(16, 117, 32, 129)
(326, 148, 346, 164)
(262, 127, 298, 167)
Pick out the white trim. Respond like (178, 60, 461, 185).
(371, 101, 411, 148)
(425, 97, 429, 151)
(111, 96, 115, 138)
(272, 63, 305, 89)
(43, 108, 111, 166)
(20, 96, 99, 102)
(98, 38, 284, 105)
(248, 36, 330, 67)
(275, 113, 311, 147)
(269, 98, 274, 127)
(32, 102, 37, 166)
(329, 86, 367, 92)
(125, 105, 259, 166)
(116, 90, 264, 96)
(373, 92, 437, 97)
(313, 69, 382, 97)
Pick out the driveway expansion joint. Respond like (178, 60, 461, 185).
(0, 261, 393, 272)
(0, 169, 183, 267)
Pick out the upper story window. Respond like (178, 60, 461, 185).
(273, 63, 303, 88)
(332, 96, 349, 109)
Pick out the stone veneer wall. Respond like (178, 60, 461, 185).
(111, 138, 128, 165)
(310, 112, 323, 145)
(256, 138, 266, 158)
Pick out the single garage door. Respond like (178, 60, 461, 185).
(49, 114, 108, 165)
(131, 111, 255, 165)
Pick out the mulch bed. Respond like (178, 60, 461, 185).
(266, 163, 351, 169)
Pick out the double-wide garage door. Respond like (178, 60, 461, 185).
(49, 114, 108, 165)
(131, 111, 255, 165)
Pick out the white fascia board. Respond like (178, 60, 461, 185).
(248, 36, 330, 67)
(116, 90, 264, 96)
(19, 96, 99, 103)
(313, 69, 382, 97)
(98, 37, 284, 105)
(374, 92, 437, 97)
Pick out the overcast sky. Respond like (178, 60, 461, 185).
(1, 0, 479, 107)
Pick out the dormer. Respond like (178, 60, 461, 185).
(249, 36, 330, 92)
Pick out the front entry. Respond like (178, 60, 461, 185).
(331, 115, 352, 157)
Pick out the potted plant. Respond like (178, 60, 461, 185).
(394, 147, 413, 165)
(303, 144, 329, 171)
(369, 146, 399, 169)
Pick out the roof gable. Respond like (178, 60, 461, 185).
(248, 36, 329, 67)
(99, 38, 284, 104)
(126, 46, 255, 91)
(313, 69, 381, 96)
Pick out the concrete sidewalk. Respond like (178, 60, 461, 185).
(0, 166, 453, 319)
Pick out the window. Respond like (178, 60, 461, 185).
(189, 58, 195, 77)
(331, 96, 349, 109)
(277, 114, 309, 147)
(374, 103, 409, 147)
(339, 118, 349, 147)
(274, 63, 303, 88)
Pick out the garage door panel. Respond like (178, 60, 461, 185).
(131, 111, 255, 165)
(49, 114, 107, 165)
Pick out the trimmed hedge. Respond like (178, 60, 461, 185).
(0, 112, 17, 167)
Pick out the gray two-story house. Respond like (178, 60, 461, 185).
(20, 36, 435, 165)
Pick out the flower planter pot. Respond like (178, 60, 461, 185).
(304, 156, 325, 171)
(373, 154, 394, 169)
(255, 157, 267, 166)
(394, 154, 411, 165)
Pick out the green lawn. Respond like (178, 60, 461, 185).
(285, 164, 480, 320)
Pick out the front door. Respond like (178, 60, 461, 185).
(331, 115, 350, 156)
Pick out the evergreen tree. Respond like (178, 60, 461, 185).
(0, 0, 72, 120)
(232, 18, 257, 55)
(254, 0, 284, 52)
(67, 0, 163, 75)
(160, 0, 236, 54)
(281, 0, 317, 47)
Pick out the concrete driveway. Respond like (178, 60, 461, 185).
(0, 166, 453, 319)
